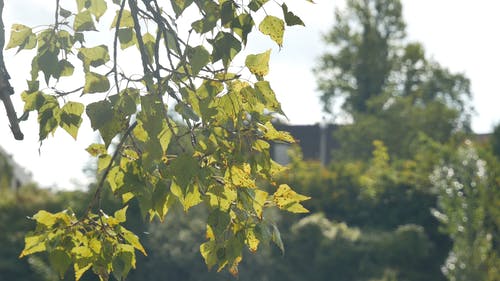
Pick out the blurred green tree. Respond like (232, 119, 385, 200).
(315, 0, 472, 160)
(430, 142, 497, 280)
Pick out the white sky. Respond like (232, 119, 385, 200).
(0, 0, 499, 189)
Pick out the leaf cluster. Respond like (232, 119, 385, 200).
(8, 0, 311, 279)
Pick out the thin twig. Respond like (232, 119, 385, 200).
(86, 121, 138, 216)
(113, 0, 127, 95)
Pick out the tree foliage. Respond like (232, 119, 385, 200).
(315, 0, 472, 160)
(5, 0, 311, 279)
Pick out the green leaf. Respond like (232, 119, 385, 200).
(74, 11, 96, 32)
(78, 45, 110, 70)
(112, 244, 135, 281)
(210, 32, 241, 68)
(271, 223, 284, 254)
(188, 45, 210, 76)
(56, 59, 75, 78)
(59, 101, 84, 139)
(255, 81, 284, 115)
(221, 0, 236, 26)
(111, 9, 135, 28)
(208, 209, 231, 238)
(6, 24, 33, 50)
(231, 14, 254, 45)
(86, 100, 124, 147)
(88, 0, 108, 21)
(37, 50, 59, 84)
(245, 49, 271, 77)
(248, 0, 268, 11)
(142, 33, 155, 63)
(282, 3, 305, 26)
(83, 72, 110, 94)
(118, 28, 137, 49)
(49, 249, 72, 279)
(259, 16, 284, 47)
(170, 0, 194, 17)
(76, 0, 90, 11)
(37, 95, 60, 140)
(59, 7, 72, 18)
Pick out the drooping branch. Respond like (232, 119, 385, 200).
(0, 0, 23, 140)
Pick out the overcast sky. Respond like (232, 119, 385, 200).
(1, 0, 499, 189)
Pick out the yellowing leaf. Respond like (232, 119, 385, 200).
(226, 164, 256, 188)
(86, 143, 107, 156)
(259, 16, 284, 46)
(253, 190, 268, 219)
(245, 228, 260, 252)
(89, 238, 102, 254)
(261, 121, 295, 143)
(272, 184, 310, 213)
(245, 49, 271, 77)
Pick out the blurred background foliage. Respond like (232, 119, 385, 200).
(1, 0, 499, 280)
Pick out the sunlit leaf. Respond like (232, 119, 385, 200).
(74, 11, 96, 32)
(6, 24, 32, 50)
(259, 16, 284, 47)
(59, 101, 84, 139)
(245, 49, 271, 77)
(86, 143, 107, 156)
(121, 228, 147, 256)
(78, 45, 110, 70)
(83, 72, 110, 94)
(89, 0, 108, 21)
(200, 241, 218, 269)
(111, 9, 134, 28)
(272, 184, 310, 213)
(19, 234, 46, 258)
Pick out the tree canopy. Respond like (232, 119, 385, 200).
(315, 0, 473, 159)
(2, 0, 312, 280)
